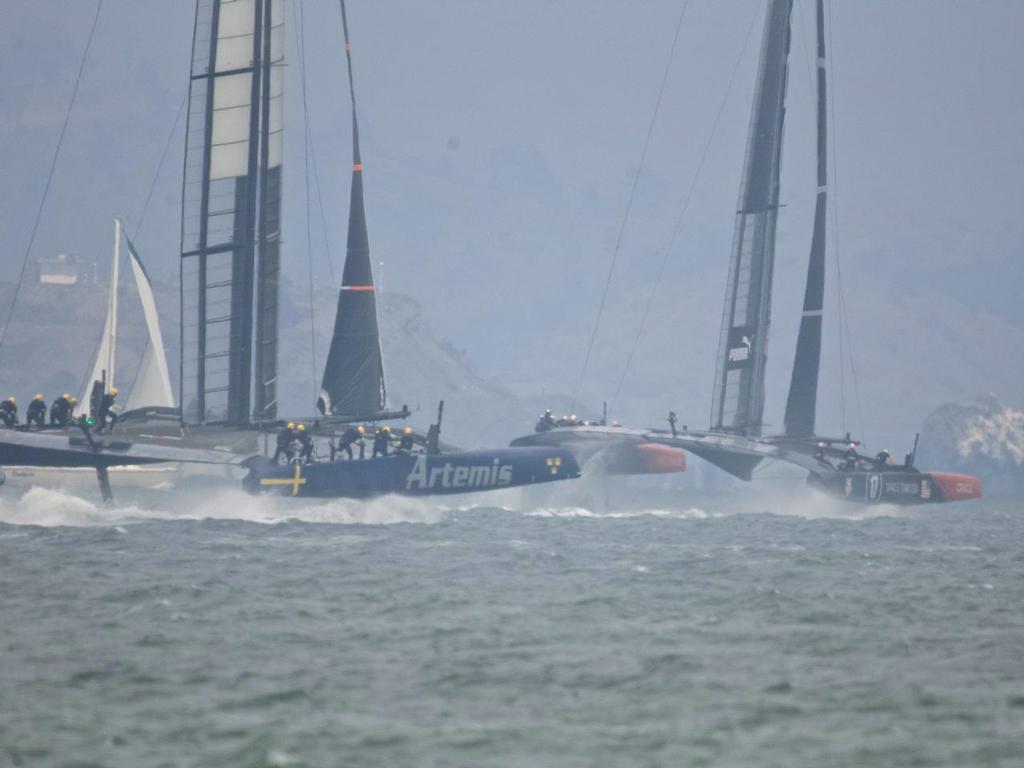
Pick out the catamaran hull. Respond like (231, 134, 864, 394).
(244, 447, 580, 499)
(807, 470, 982, 505)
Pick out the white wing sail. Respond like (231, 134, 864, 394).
(124, 235, 174, 410)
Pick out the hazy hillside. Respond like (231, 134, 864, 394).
(919, 396, 1024, 495)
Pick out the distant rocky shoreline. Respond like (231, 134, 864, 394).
(919, 395, 1024, 495)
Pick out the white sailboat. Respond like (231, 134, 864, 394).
(80, 219, 175, 414)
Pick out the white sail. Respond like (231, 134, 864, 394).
(123, 235, 174, 410)
(80, 219, 121, 407)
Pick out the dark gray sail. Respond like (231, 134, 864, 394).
(784, 0, 827, 438)
(180, 0, 283, 425)
(710, 0, 793, 436)
(317, 0, 387, 418)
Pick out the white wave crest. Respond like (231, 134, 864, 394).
(525, 506, 711, 520)
(0, 484, 449, 528)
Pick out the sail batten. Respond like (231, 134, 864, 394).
(783, 0, 827, 438)
(710, 0, 793, 436)
(317, 0, 387, 418)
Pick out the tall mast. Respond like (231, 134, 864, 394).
(108, 218, 120, 392)
(317, 0, 387, 418)
(80, 219, 121, 405)
(709, 0, 793, 436)
(179, 0, 282, 425)
(784, 0, 827, 437)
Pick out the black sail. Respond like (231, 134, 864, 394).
(783, 0, 827, 438)
(710, 0, 793, 436)
(317, 0, 386, 418)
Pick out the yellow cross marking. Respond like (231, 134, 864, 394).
(546, 456, 562, 475)
(260, 463, 307, 496)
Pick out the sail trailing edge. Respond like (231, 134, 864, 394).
(710, 0, 793, 436)
(317, 0, 387, 419)
(123, 233, 175, 411)
(784, 0, 827, 438)
(253, 0, 285, 422)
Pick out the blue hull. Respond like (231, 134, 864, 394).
(244, 447, 580, 499)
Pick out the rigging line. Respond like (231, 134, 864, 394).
(569, 0, 690, 412)
(0, 0, 104, 354)
(295, 0, 319, 400)
(308, 130, 337, 286)
(610, 1, 763, 409)
(133, 89, 188, 242)
(825, 1, 865, 441)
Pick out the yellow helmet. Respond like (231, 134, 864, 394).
(69, 396, 78, 404)
(404, 427, 413, 435)
(34, 393, 44, 401)
(287, 422, 295, 429)
(63, 393, 70, 400)
(357, 425, 365, 434)
(296, 424, 306, 432)
(110, 387, 119, 396)
(382, 425, 391, 433)
(5, 396, 15, 404)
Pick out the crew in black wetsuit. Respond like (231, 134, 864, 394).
(50, 394, 72, 426)
(338, 425, 364, 460)
(26, 394, 47, 427)
(842, 443, 858, 472)
(397, 427, 415, 454)
(96, 388, 119, 432)
(0, 397, 18, 427)
(296, 424, 314, 464)
(875, 449, 893, 469)
(273, 422, 297, 464)
(536, 410, 557, 433)
(372, 426, 391, 458)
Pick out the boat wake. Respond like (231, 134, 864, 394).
(0, 485, 449, 528)
(525, 506, 714, 520)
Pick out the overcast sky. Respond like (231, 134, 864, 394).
(1, 0, 1022, 438)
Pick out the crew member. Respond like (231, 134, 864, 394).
(397, 427, 415, 454)
(337, 425, 363, 460)
(536, 410, 557, 432)
(875, 449, 893, 468)
(96, 387, 119, 432)
(273, 422, 297, 464)
(842, 442, 858, 472)
(26, 393, 47, 427)
(0, 396, 18, 427)
(372, 425, 391, 458)
(50, 394, 72, 426)
(296, 423, 314, 464)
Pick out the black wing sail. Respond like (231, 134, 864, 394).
(317, 0, 386, 418)
(180, 0, 283, 425)
(709, 0, 793, 436)
(783, 0, 827, 438)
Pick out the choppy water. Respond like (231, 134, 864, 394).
(0, 483, 1022, 767)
